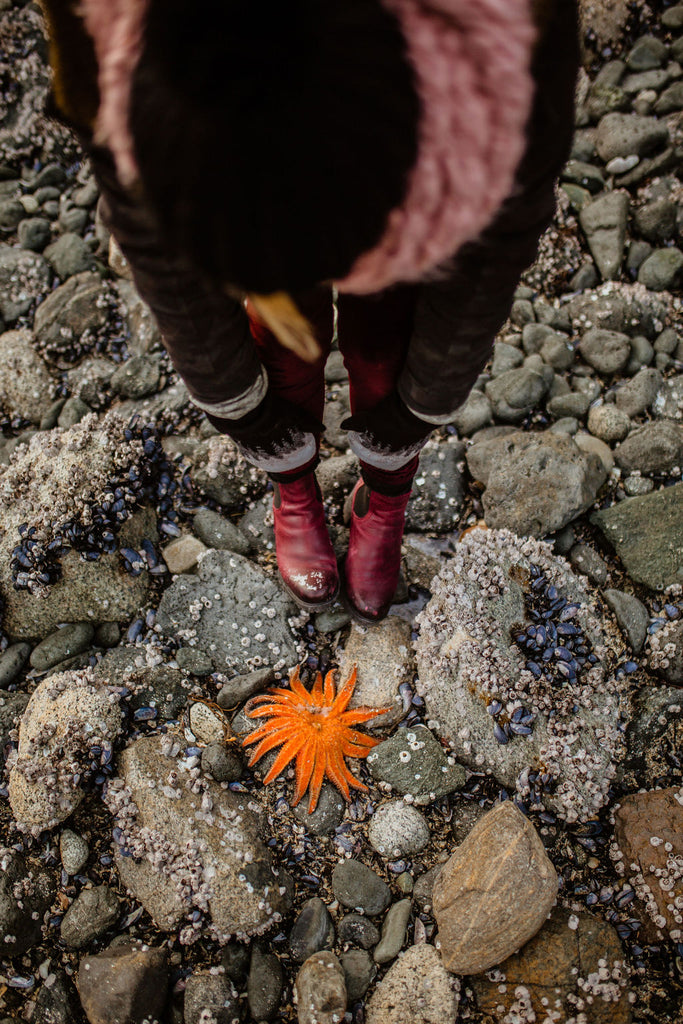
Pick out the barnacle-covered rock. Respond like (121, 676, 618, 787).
(8, 669, 123, 833)
(0, 412, 160, 640)
(415, 528, 631, 822)
(104, 731, 292, 943)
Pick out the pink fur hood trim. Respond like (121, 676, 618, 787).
(78, 0, 150, 186)
(79, 0, 536, 288)
(336, 0, 537, 293)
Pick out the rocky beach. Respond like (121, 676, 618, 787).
(0, 1, 682, 1022)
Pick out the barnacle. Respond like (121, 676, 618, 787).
(243, 665, 388, 813)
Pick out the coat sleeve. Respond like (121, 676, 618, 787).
(85, 140, 269, 420)
(398, 0, 580, 423)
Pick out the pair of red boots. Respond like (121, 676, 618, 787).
(271, 473, 410, 624)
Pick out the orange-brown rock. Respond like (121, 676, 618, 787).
(432, 801, 557, 974)
(472, 907, 631, 1023)
(612, 786, 683, 941)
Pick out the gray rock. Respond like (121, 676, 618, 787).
(627, 239, 653, 274)
(485, 367, 549, 422)
(17, 216, 51, 251)
(0, 851, 56, 955)
(587, 403, 631, 442)
(110, 354, 161, 399)
(591, 482, 683, 590)
(663, 4, 683, 27)
(201, 742, 243, 783)
(30, 273, 109, 367)
(539, 333, 574, 371)
(314, 603, 352, 634)
(316, 453, 359, 506)
(603, 590, 649, 655)
(0, 328, 54, 423)
(337, 914, 381, 950)
(0, 642, 31, 687)
(433, 802, 557, 974)
(373, 899, 412, 965)
(216, 666, 275, 708)
(156, 550, 299, 674)
(614, 421, 683, 475)
(655, 81, 683, 114)
(570, 261, 599, 291)
(247, 947, 283, 1022)
(452, 389, 493, 436)
(638, 247, 683, 291)
(627, 35, 668, 70)
(338, 617, 414, 729)
(111, 731, 291, 940)
(579, 191, 629, 280)
(634, 198, 677, 243)
(647, 619, 683, 685)
(625, 334, 655, 375)
(624, 473, 655, 496)
(184, 971, 241, 1024)
(77, 944, 168, 1024)
(568, 542, 609, 586)
(560, 160, 605, 194)
(323, 388, 351, 450)
(365, 944, 460, 1024)
(0, 420, 156, 641)
(480, 431, 606, 537)
(294, 953, 346, 1024)
(546, 391, 592, 420)
(366, 724, 465, 804)
(332, 860, 391, 916)
(115, 280, 162, 356)
(510, 299, 535, 326)
(340, 949, 376, 1003)
(60, 828, 89, 875)
(368, 802, 430, 859)
(615, 367, 663, 417)
(60, 885, 120, 949)
(586, 82, 629, 120)
(9, 670, 123, 833)
(405, 443, 465, 532)
(292, 782, 346, 835)
(578, 327, 631, 375)
(626, 687, 683, 776)
(416, 530, 629, 822)
(29, 622, 95, 673)
(522, 323, 555, 355)
(290, 897, 335, 963)
(595, 113, 669, 162)
(57, 396, 90, 427)
(175, 646, 213, 676)
(32, 971, 79, 1024)
(43, 233, 94, 278)
(0, 198, 25, 231)
(0, 691, 29, 769)
(191, 506, 252, 555)
(0, 246, 51, 322)
(188, 435, 268, 509)
(92, 646, 189, 722)
(654, 328, 678, 356)
(491, 341, 524, 377)
(652, 374, 683, 421)
(236, 494, 274, 554)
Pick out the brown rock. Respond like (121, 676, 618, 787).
(472, 907, 631, 1023)
(432, 801, 557, 974)
(294, 952, 346, 1024)
(76, 943, 168, 1024)
(612, 787, 683, 941)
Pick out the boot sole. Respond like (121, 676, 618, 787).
(281, 579, 341, 614)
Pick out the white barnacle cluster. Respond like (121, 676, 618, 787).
(415, 528, 631, 823)
(647, 619, 680, 673)
(610, 836, 683, 939)
(9, 669, 122, 832)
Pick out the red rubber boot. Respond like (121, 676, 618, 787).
(345, 480, 411, 624)
(272, 474, 339, 611)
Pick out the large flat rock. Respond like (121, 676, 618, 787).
(156, 549, 300, 675)
(591, 483, 683, 590)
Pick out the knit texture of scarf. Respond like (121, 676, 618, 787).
(78, 0, 536, 293)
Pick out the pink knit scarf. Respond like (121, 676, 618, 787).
(79, 0, 535, 292)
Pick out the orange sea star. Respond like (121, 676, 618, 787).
(242, 664, 389, 813)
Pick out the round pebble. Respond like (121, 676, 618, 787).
(332, 860, 391, 916)
(367, 801, 430, 859)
